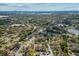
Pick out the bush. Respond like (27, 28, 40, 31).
(0, 50, 7, 56)
(60, 41, 68, 56)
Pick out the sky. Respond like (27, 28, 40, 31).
(0, 3, 79, 11)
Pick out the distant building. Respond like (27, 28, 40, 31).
(0, 15, 9, 18)
(11, 24, 25, 27)
(57, 24, 64, 27)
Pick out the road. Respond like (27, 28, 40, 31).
(47, 44, 54, 56)
(15, 45, 23, 56)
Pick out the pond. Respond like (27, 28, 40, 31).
(68, 29, 79, 35)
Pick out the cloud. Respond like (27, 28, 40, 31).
(0, 3, 79, 11)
